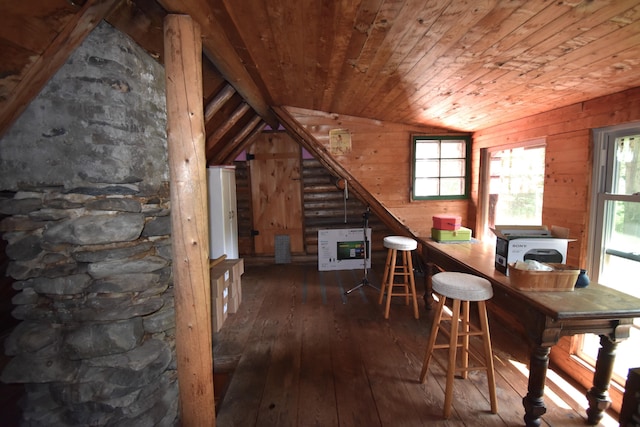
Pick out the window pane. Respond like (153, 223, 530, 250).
(441, 159, 464, 177)
(415, 159, 439, 177)
(440, 178, 465, 195)
(613, 135, 639, 195)
(415, 141, 439, 159)
(412, 135, 469, 199)
(441, 140, 465, 158)
(580, 126, 640, 387)
(488, 145, 545, 226)
(415, 178, 439, 196)
(600, 201, 640, 292)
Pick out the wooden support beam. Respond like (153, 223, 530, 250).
(157, 0, 278, 128)
(164, 14, 215, 427)
(0, 0, 121, 138)
(211, 114, 264, 165)
(204, 84, 236, 123)
(205, 102, 251, 154)
(272, 106, 412, 238)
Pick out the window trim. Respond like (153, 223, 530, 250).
(478, 139, 546, 242)
(411, 134, 472, 201)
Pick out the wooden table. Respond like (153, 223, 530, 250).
(418, 238, 640, 427)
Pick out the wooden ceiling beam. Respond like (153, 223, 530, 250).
(205, 102, 251, 155)
(272, 106, 412, 238)
(106, 0, 166, 62)
(0, 0, 121, 138)
(156, 0, 278, 129)
(211, 114, 264, 165)
(204, 84, 236, 123)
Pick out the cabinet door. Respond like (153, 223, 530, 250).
(208, 166, 238, 259)
(222, 168, 238, 258)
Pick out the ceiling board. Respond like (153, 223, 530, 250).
(1, 0, 640, 145)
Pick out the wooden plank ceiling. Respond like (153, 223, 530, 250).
(1, 0, 640, 164)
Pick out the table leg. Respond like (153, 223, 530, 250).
(423, 262, 446, 310)
(422, 262, 435, 309)
(586, 334, 617, 425)
(523, 345, 550, 427)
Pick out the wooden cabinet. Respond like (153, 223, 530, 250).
(208, 166, 238, 259)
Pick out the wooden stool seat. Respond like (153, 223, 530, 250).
(419, 271, 498, 418)
(378, 236, 419, 319)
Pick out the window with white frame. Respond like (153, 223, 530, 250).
(579, 124, 640, 386)
(480, 140, 546, 241)
(412, 135, 471, 200)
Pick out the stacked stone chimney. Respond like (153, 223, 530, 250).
(0, 21, 178, 426)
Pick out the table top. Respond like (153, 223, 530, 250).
(419, 237, 640, 321)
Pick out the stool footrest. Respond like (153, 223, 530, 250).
(379, 244, 419, 319)
(419, 286, 498, 418)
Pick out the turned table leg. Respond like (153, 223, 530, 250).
(586, 334, 617, 425)
(523, 346, 550, 427)
(422, 262, 444, 310)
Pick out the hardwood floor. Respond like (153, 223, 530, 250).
(212, 259, 619, 427)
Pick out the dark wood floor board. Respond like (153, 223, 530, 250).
(213, 262, 613, 427)
(355, 321, 431, 426)
(330, 301, 384, 427)
(255, 265, 305, 427)
(296, 297, 340, 425)
(215, 265, 298, 425)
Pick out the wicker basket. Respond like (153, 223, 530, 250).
(508, 263, 580, 292)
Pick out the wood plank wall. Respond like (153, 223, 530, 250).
(234, 161, 254, 256)
(288, 87, 640, 259)
(302, 158, 390, 254)
(287, 106, 469, 238)
(473, 87, 640, 412)
(233, 158, 392, 257)
(473, 86, 640, 269)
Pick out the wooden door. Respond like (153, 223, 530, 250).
(248, 132, 304, 255)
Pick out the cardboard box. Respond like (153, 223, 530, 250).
(432, 215, 462, 230)
(212, 294, 228, 332)
(225, 259, 243, 313)
(211, 267, 231, 299)
(211, 259, 244, 317)
(492, 225, 573, 275)
(431, 226, 472, 242)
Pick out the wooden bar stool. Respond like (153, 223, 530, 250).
(378, 235, 419, 319)
(419, 271, 498, 418)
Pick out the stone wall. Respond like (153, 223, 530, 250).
(0, 21, 178, 426)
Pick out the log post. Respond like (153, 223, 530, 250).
(164, 14, 215, 426)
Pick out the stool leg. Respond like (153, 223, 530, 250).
(378, 248, 392, 305)
(407, 251, 419, 319)
(478, 300, 498, 414)
(420, 294, 446, 383)
(460, 300, 470, 379)
(444, 298, 461, 419)
(383, 249, 397, 319)
(401, 251, 410, 305)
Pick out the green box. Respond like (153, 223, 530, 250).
(431, 226, 472, 242)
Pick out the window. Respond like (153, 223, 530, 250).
(579, 124, 640, 386)
(412, 135, 471, 200)
(480, 141, 546, 241)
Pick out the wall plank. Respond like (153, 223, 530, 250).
(287, 106, 471, 237)
(473, 87, 640, 269)
(473, 88, 640, 410)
